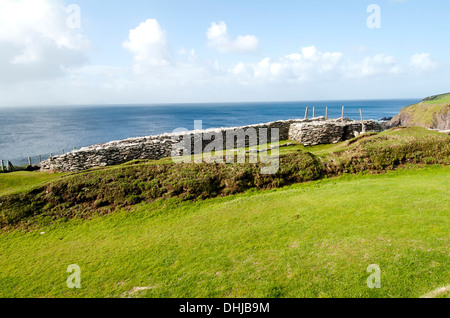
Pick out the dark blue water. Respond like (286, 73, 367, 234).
(0, 99, 418, 165)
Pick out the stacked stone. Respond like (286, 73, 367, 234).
(40, 117, 383, 172)
(40, 138, 177, 172)
(288, 118, 382, 146)
(40, 118, 306, 172)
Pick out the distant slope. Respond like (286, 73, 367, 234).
(388, 93, 450, 130)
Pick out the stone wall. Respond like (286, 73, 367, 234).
(40, 118, 303, 172)
(288, 118, 383, 146)
(40, 117, 383, 172)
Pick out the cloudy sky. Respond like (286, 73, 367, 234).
(1, 0, 449, 107)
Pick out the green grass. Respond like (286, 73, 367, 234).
(400, 93, 450, 128)
(422, 93, 450, 104)
(1, 127, 448, 230)
(0, 165, 448, 298)
(0, 171, 63, 196)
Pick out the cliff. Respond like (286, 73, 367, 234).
(387, 93, 450, 130)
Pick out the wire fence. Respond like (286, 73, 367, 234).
(1, 147, 78, 173)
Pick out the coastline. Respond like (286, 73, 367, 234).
(0, 99, 415, 166)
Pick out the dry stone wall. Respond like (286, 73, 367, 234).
(40, 117, 383, 172)
(288, 118, 383, 146)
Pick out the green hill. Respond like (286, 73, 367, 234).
(389, 93, 450, 130)
(0, 126, 449, 298)
(1, 127, 449, 230)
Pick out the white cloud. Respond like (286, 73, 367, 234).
(122, 19, 172, 73)
(206, 21, 259, 54)
(344, 54, 400, 79)
(0, 0, 88, 83)
(178, 47, 197, 63)
(0, 1, 446, 107)
(230, 48, 439, 85)
(0, 2, 444, 108)
(232, 46, 343, 83)
(409, 53, 437, 72)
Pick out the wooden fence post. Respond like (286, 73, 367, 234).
(28, 157, 31, 166)
(304, 107, 309, 119)
(341, 106, 345, 120)
(360, 109, 366, 133)
(38, 155, 42, 163)
(325, 107, 328, 120)
(312, 107, 315, 118)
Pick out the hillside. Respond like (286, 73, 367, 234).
(1, 127, 449, 230)
(388, 93, 450, 130)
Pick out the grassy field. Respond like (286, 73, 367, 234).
(0, 127, 448, 298)
(0, 165, 449, 298)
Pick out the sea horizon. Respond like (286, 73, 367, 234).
(0, 96, 422, 110)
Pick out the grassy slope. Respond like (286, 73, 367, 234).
(399, 93, 450, 128)
(0, 165, 448, 298)
(0, 127, 441, 198)
(0, 171, 63, 196)
(0, 127, 448, 230)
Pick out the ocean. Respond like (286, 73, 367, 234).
(0, 99, 418, 166)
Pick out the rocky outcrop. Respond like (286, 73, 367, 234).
(434, 110, 450, 130)
(386, 104, 450, 131)
(385, 94, 450, 131)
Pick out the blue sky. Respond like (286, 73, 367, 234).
(78, 0, 450, 64)
(0, 0, 449, 106)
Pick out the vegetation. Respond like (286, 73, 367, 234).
(0, 165, 448, 298)
(0, 126, 448, 298)
(423, 93, 450, 104)
(395, 93, 450, 128)
(0, 171, 63, 197)
(0, 127, 448, 230)
(325, 127, 449, 173)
